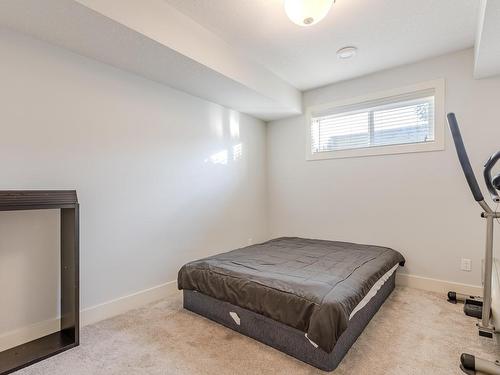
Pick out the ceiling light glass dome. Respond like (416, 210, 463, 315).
(284, 0, 334, 27)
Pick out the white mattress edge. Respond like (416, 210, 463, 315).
(349, 263, 399, 320)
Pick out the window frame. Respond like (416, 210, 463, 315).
(305, 79, 445, 161)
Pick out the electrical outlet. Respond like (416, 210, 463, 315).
(247, 238, 253, 245)
(461, 258, 472, 272)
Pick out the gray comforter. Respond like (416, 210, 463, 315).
(177, 237, 405, 353)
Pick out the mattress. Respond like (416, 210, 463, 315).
(178, 237, 405, 353)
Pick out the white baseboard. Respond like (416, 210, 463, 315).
(81, 280, 179, 326)
(396, 272, 483, 296)
(0, 275, 482, 352)
(0, 280, 178, 352)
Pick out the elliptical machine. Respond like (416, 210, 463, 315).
(447, 113, 500, 375)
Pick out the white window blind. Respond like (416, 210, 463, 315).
(311, 90, 436, 154)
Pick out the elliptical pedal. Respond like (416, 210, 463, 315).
(464, 298, 483, 319)
(447, 291, 483, 319)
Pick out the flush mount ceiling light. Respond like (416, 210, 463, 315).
(284, 0, 334, 27)
(336, 46, 357, 59)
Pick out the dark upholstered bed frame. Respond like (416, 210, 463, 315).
(183, 272, 396, 371)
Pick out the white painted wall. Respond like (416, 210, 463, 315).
(267, 49, 500, 288)
(0, 29, 268, 345)
(0, 210, 60, 336)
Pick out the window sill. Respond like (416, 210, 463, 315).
(306, 139, 444, 161)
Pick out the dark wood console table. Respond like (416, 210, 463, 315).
(0, 191, 79, 375)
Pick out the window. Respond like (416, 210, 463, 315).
(306, 80, 445, 160)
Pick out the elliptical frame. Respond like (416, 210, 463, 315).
(447, 113, 500, 374)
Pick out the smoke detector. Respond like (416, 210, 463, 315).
(337, 46, 358, 60)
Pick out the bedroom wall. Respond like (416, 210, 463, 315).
(267, 49, 500, 289)
(0, 28, 268, 348)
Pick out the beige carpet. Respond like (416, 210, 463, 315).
(15, 287, 500, 375)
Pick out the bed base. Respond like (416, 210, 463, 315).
(183, 272, 396, 371)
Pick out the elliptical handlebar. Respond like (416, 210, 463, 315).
(446, 113, 485, 202)
(484, 151, 500, 203)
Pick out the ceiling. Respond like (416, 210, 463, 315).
(165, 0, 480, 90)
(474, 0, 500, 79)
(0, 0, 498, 122)
(0, 0, 301, 121)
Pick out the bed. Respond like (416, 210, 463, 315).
(177, 237, 405, 371)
